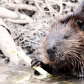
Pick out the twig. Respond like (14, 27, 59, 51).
(35, 0, 43, 11)
(0, 7, 33, 24)
(5, 3, 37, 11)
(6, 18, 33, 24)
(60, 0, 63, 14)
(6, 13, 33, 24)
(45, 0, 62, 19)
(0, 7, 18, 19)
(13, 50, 52, 78)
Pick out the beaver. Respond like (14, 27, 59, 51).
(31, 0, 84, 77)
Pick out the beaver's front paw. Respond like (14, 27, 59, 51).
(31, 58, 44, 67)
(31, 58, 44, 75)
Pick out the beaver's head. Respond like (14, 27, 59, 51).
(42, 15, 84, 72)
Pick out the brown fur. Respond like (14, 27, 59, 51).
(41, 0, 84, 77)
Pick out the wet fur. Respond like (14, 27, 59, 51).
(41, 0, 84, 77)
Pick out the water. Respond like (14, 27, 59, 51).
(0, 63, 84, 84)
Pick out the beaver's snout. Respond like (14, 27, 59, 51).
(46, 46, 57, 62)
(46, 46, 57, 54)
(46, 46, 64, 63)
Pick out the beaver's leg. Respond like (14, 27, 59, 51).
(31, 58, 52, 75)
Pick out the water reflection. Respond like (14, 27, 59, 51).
(0, 63, 84, 84)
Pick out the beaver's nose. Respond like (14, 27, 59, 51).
(46, 47, 57, 55)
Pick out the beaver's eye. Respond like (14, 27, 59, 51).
(63, 35, 69, 39)
(76, 20, 84, 31)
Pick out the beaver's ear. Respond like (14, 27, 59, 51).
(76, 20, 84, 31)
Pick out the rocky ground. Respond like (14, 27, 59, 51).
(0, 0, 82, 66)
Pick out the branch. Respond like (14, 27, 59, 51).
(6, 14, 33, 24)
(0, 7, 33, 24)
(0, 18, 52, 78)
(5, 3, 37, 11)
(0, 7, 18, 19)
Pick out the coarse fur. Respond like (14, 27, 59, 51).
(31, 0, 84, 77)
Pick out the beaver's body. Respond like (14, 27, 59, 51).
(31, 0, 84, 77)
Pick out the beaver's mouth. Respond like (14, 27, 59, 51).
(48, 54, 56, 62)
(47, 52, 67, 69)
(48, 53, 65, 63)
(48, 59, 65, 69)
(51, 58, 69, 69)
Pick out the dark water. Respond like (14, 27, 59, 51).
(0, 63, 84, 84)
